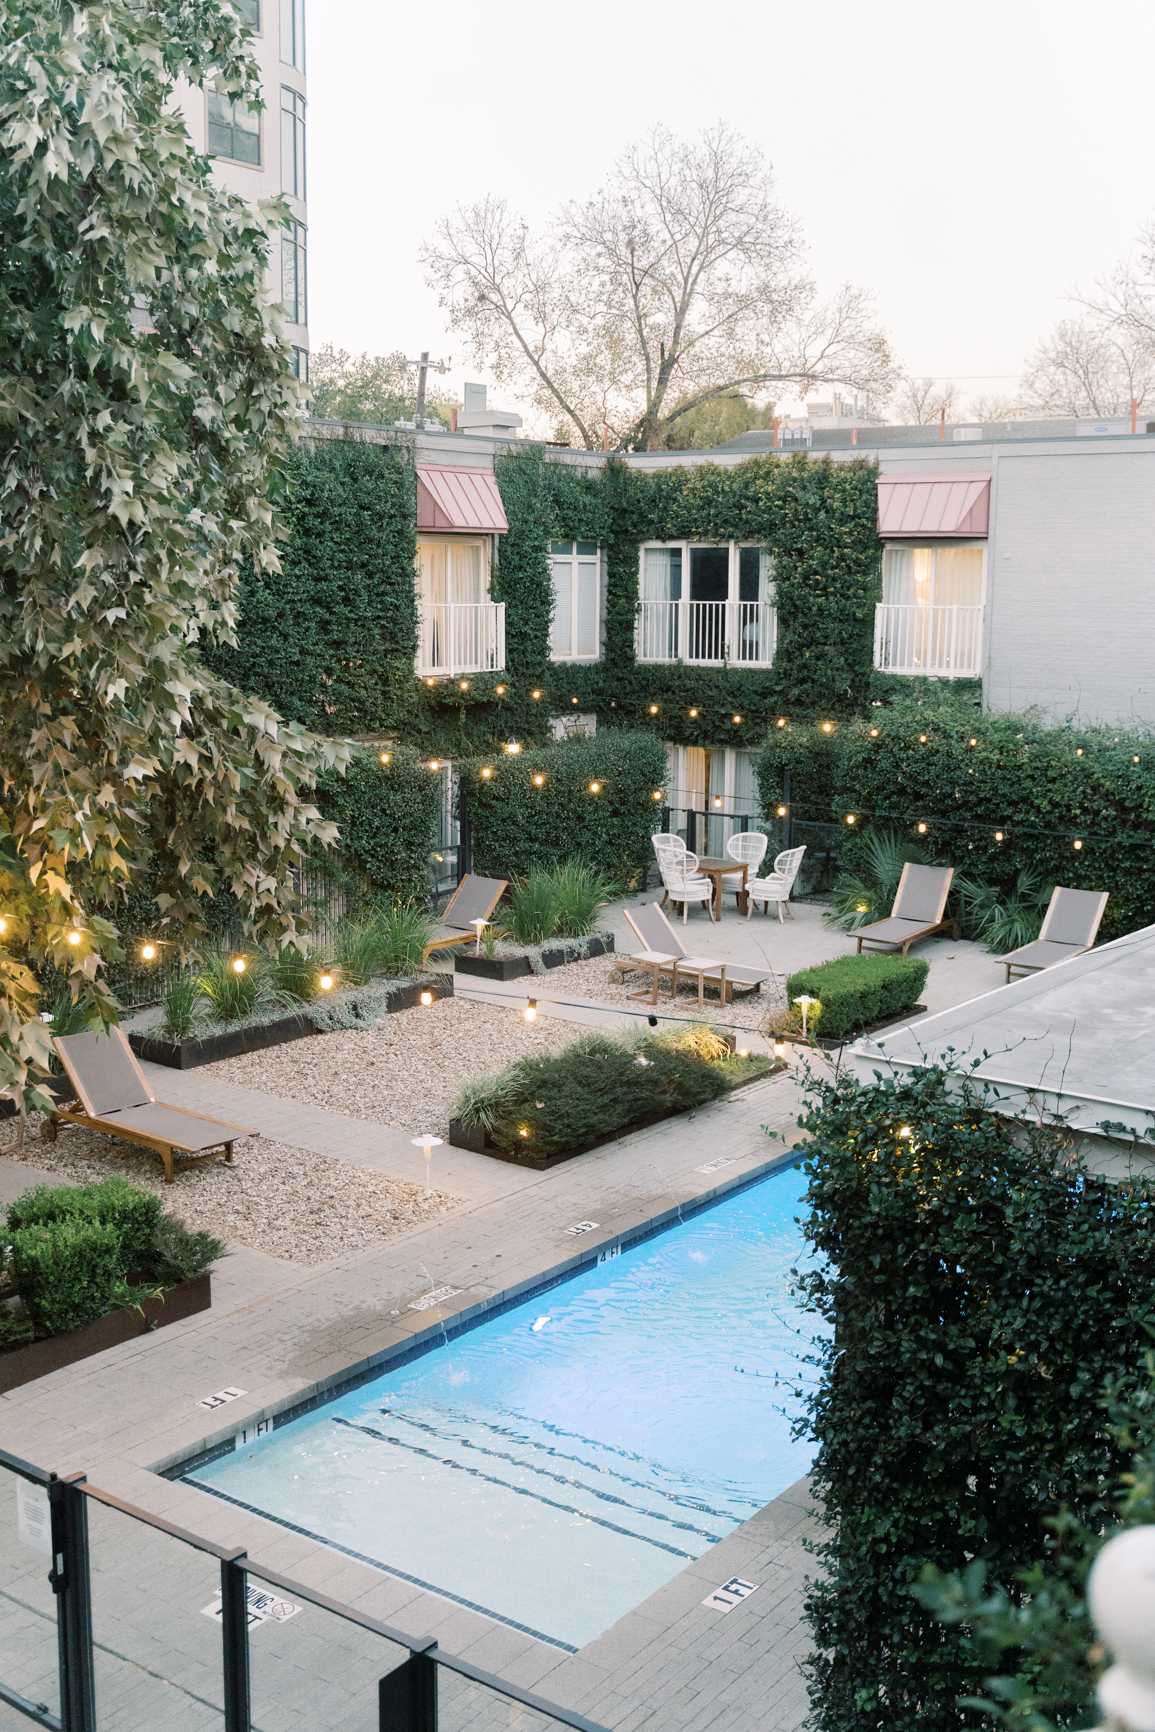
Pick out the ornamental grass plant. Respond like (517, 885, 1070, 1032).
(451, 1023, 765, 1158)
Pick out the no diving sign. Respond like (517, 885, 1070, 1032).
(202, 1584, 301, 1628)
(702, 1576, 759, 1613)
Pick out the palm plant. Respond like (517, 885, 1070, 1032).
(825, 828, 933, 932)
(954, 867, 1053, 952)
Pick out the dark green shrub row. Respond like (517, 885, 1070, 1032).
(462, 731, 668, 888)
(757, 690, 1155, 938)
(784, 953, 928, 1038)
(452, 1023, 770, 1157)
(792, 1063, 1155, 1732)
(314, 746, 444, 906)
(5, 1177, 223, 1339)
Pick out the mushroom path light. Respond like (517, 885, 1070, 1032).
(410, 1134, 444, 1195)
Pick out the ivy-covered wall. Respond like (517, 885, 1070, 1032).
(756, 690, 1155, 938)
(314, 746, 443, 905)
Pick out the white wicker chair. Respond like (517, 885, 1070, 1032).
(651, 832, 687, 878)
(659, 848, 715, 923)
(725, 831, 769, 909)
(745, 846, 807, 922)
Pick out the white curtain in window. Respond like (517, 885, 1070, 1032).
(882, 546, 933, 606)
(550, 558, 571, 655)
(643, 547, 682, 601)
(575, 560, 598, 656)
(933, 548, 983, 607)
(416, 541, 447, 606)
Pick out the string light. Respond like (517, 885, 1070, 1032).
(481, 766, 493, 778)
(425, 677, 435, 687)
(845, 814, 856, 825)
(140, 943, 157, 961)
(67, 929, 82, 946)
(1135, 755, 1141, 763)
(524, 998, 537, 1022)
(821, 721, 833, 733)
(533, 773, 545, 786)
(773, 1040, 787, 1058)
(420, 990, 434, 1005)
(732, 714, 742, 724)
(737, 1046, 749, 1057)
(652, 790, 663, 801)
(995, 830, 1004, 841)
(232, 957, 246, 974)
(1076, 747, 1083, 756)
(713, 796, 722, 809)
(969, 737, 978, 746)
(777, 804, 787, 816)
(919, 734, 928, 743)
(572, 697, 579, 705)
(917, 822, 928, 834)
(495, 685, 505, 695)
(589, 781, 601, 794)
(1074, 838, 1084, 850)
(777, 718, 786, 728)
(689, 708, 699, 718)
(320, 973, 334, 991)
(379, 752, 390, 765)
(870, 727, 879, 737)
(429, 759, 440, 771)
(531, 690, 542, 700)
(0, 917, 7, 933)
(898, 1126, 912, 1139)
(649, 704, 659, 714)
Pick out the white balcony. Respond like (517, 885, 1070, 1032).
(635, 600, 776, 667)
(416, 601, 506, 678)
(873, 603, 983, 677)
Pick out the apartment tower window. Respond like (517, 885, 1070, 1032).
(236, 0, 259, 24)
(280, 87, 306, 199)
(281, 220, 307, 326)
(207, 92, 260, 164)
(280, 0, 305, 69)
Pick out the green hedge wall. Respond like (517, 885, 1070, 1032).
(204, 439, 418, 736)
(314, 746, 443, 905)
(756, 691, 1155, 938)
(794, 1063, 1155, 1732)
(462, 731, 667, 887)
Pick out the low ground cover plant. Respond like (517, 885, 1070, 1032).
(451, 1023, 771, 1157)
(790, 1062, 1155, 1732)
(1, 1176, 224, 1345)
(783, 953, 928, 1038)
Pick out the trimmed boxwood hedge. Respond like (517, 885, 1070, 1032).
(784, 953, 929, 1038)
(313, 745, 444, 905)
(462, 730, 667, 888)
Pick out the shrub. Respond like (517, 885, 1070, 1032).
(160, 972, 209, 1041)
(368, 901, 436, 975)
(784, 953, 929, 1038)
(315, 746, 442, 905)
(463, 731, 667, 888)
(7, 1174, 162, 1271)
(269, 945, 322, 1002)
(508, 872, 560, 945)
(451, 1023, 765, 1157)
(10, 1217, 126, 1336)
(149, 1217, 226, 1287)
(195, 945, 266, 1023)
(550, 859, 613, 937)
(792, 1063, 1155, 1732)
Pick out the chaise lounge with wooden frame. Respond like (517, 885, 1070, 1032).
(854, 863, 959, 957)
(999, 885, 1109, 984)
(43, 1028, 255, 1184)
(621, 901, 775, 1006)
(421, 874, 509, 965)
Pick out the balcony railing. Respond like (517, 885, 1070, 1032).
(635, 600, 776, 667)
(873, 603, 983, 676)
(416, 601, 505, 678)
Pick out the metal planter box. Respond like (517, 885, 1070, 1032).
(0, 1275, 212, 1395)
(455, 934, 615, 982)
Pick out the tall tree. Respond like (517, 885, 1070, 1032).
(892, 375, 962, 425)
(1020, 317, 1155, 417)
(422, 124, 895, 451)
(0, 0, 349, 1106)
(308, 343, 458, 427)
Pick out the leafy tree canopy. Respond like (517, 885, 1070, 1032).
(307, 343, 458, 428)
(0, 0, 349, 1103)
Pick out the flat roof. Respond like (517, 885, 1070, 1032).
(849, 922, 1155, 1137)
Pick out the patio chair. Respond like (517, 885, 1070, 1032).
(854, 863, 959, 956)
(44, 1028, 255, 1184)
(658, 849, 716, 923)
(745, 846, 807, 922)
(422, 874, 509, 964)
(999, 885, 1109, 983)
(725, 831, 769, 909)
(621, 902, 774, 1005)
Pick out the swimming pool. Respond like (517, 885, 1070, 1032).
(183, 1164, 819, 1651)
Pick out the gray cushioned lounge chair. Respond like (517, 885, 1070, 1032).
(45, 1028, 255, 1184)
(1000, 885, 1109, 983)
(622, 902, 774, 1005)
(854, 863, 959, 956)
(422, 874, 509, 964)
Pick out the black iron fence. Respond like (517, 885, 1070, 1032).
(0, 1447, 606, 1732)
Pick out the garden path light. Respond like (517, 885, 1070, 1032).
(411, 1134, 444, 1196)
(793, 994, 819, 1036)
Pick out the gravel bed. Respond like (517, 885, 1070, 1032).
(533, 953, 791, 1030)
(203, 995, 572, 1135)
(4, 1117, 455, 1266)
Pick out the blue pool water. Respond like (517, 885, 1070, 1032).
(187, 1165, 819, 1650)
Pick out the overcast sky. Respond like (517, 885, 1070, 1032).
(306, 0, 1152, 425)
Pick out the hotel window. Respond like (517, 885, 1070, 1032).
(280, 0, 305, 70)
(281, 220, 307, 326)
(291, 347, 309, 381)
(207, 92, 260, 165)
(236, 0, 259, 24)
(416, 539, 490, 607)
(550, 541, 600, 660)
(881, 546, 984, 610)
(281, 86, 306, 200)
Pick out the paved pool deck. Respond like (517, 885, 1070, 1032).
(0, 904, 1005, 1730)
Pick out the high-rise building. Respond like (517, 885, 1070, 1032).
(177, 0, 309, 381)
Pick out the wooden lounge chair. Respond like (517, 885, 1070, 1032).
(854, 863, 959, 956)
(1000, 885, 1109, 983)
(422, 874, 509, 964)
(43, 1028, 255, 1184)
(621, 902, 774, 1006)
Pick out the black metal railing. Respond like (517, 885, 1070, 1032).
(0, 1448, 606, 1732)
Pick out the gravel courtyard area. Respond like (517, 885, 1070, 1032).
(4, 1119, 456, 1266)
(541, 952, 791, 1030)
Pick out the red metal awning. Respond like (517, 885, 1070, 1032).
(416, 465, 509, 533)
(877, 473, 990, 538)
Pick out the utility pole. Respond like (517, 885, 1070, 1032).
(404, 352, 450, 429)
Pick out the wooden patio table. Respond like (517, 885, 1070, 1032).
(696, 856, 749, 918)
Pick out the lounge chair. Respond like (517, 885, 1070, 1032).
(854, 863, 958, 956)
(422, 874, 509, 964)
(44, 1028, 255, 1184)
(745, 846, 807, 922)
(999, 885, 1109, 983)
(621, 902, 774, 1005)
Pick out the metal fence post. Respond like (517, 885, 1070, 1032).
(379, 1644, 438, 1732)
(456, 777, 472, 884)
(49, 1475, 95, 1732)
(782, 771, 793, 852)
(220, 1550, 250, 1732)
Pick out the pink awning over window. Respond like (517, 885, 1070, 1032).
(416, 465, 509, 533)
(877, 474, 990, 538)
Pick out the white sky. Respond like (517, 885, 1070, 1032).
(306, 0, 1153, 427)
